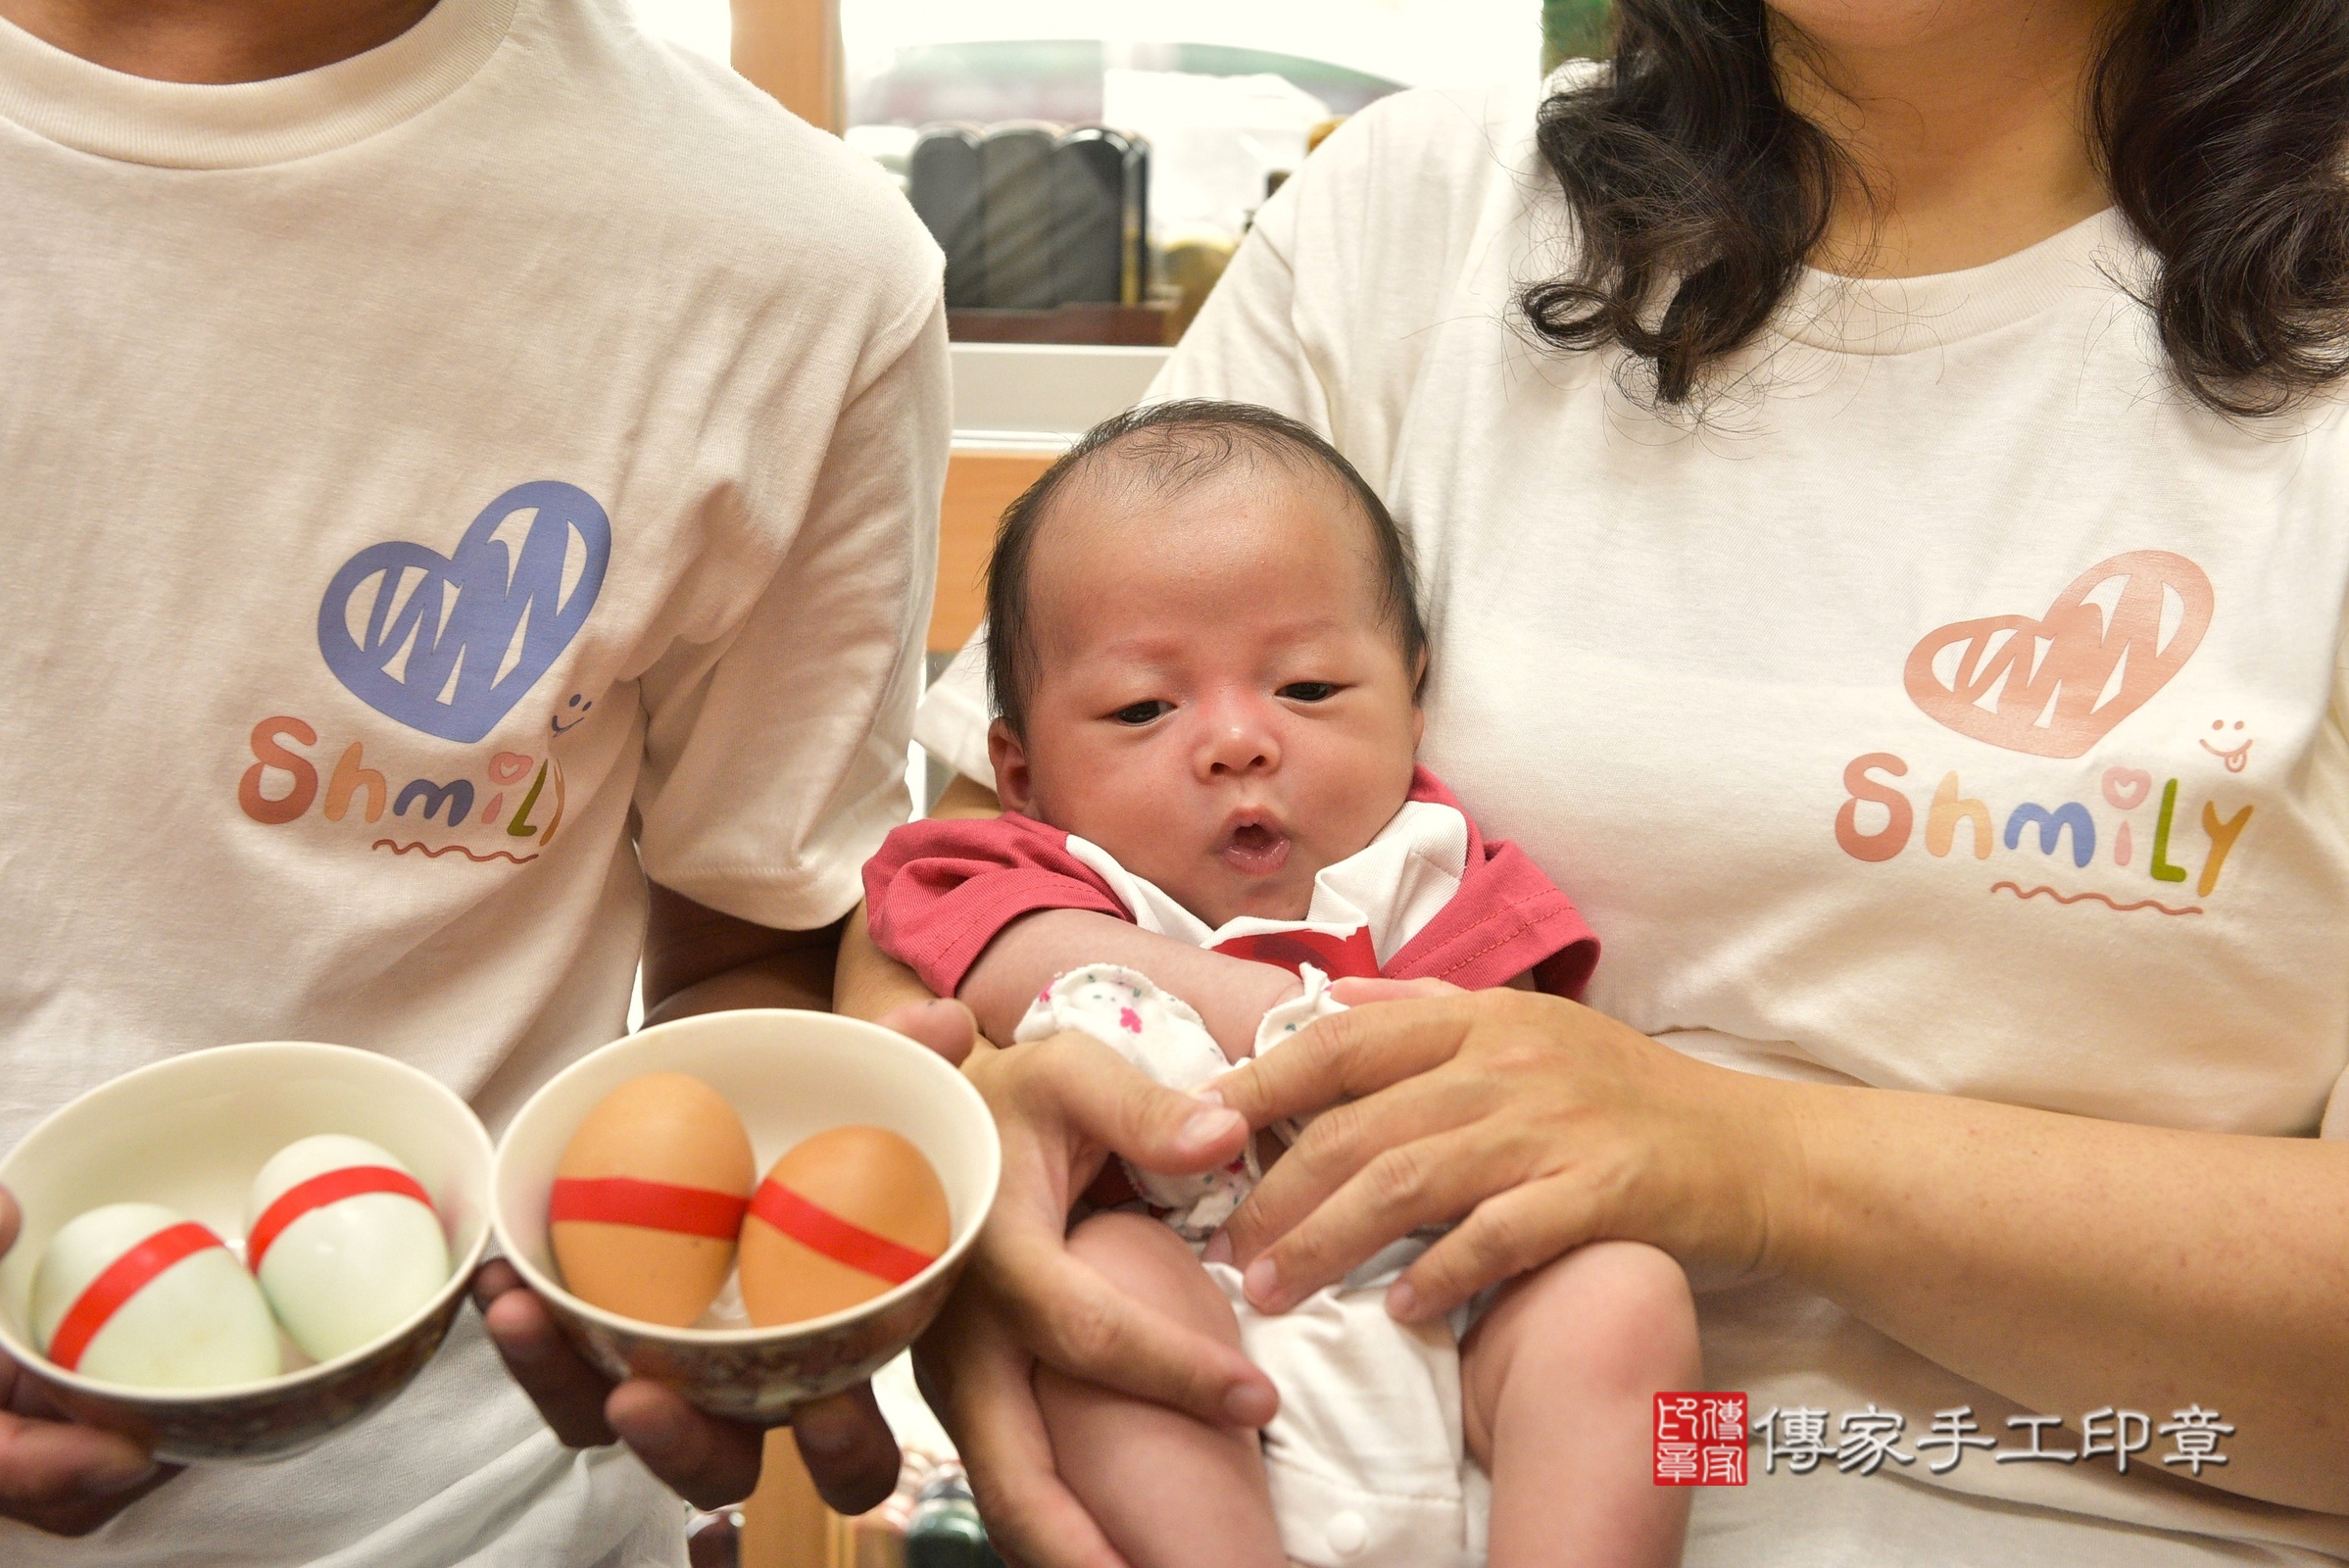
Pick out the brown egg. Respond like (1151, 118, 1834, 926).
(738, 1126, 951, 1327)
(550, 1073, 755, 1327)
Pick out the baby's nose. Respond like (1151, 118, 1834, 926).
(1196, 693, 1282, 777)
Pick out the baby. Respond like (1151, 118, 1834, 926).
(866, 401, 1700, 1568)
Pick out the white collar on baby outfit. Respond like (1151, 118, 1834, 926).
(1061, 799, 1470, 964)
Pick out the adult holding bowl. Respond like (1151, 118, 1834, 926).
(0, 0, 953, 1559)
(840, 0, 2349, 1563)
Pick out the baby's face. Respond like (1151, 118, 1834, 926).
(990, 465, 1422, 928)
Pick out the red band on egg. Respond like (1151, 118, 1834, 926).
(246, 1165, 435, 1273)
(548, 1177, 748, 1240)
(747, 1180, 937, 1286)
(48, 1221, 224, 1373)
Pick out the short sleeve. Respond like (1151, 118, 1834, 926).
(636, 301, 950, 929)
(1147, 179, 1326, 428)
(1165, 83, 1532, 491)
(863, 812, 1132, 997)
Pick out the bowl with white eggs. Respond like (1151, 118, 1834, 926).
(0, 1042, 493, 1463)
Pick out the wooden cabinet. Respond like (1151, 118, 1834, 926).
(930, 448, 1057, 654)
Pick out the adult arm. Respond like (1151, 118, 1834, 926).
(1208, 989, 2349, 1515)
(836, 905, 1282, 1568)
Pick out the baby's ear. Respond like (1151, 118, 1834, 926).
(987, 719, 1036, 814)
(1410, 651, 1429, 749)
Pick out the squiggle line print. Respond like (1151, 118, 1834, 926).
(372, 839, 540, 865)
(1991, 881, 2200, 916)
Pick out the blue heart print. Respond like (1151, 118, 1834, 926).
(317, 480, 611, 745)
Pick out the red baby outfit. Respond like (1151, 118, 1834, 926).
(863, 768, 1597, 1000)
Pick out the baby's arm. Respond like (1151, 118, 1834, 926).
(962, 909, 1301, 1060)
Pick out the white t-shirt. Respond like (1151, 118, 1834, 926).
(917, 77, 2349, 1565)
(0, 0, 945, 1562)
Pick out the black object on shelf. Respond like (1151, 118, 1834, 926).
(908, 126, 985, 308)
(908, 122, 1150, 314)
(979, 122, 1056, 311)
(1052, 127, 1146, 306)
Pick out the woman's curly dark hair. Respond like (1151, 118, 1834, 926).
(1525, 1, 2349, 416)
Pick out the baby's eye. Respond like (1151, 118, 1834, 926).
(1278, 682, 1339, 703)
(1110, 700, 1171, 725)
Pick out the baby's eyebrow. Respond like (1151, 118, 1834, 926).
(1251, 615, 1347, 647)
(1087, 636, 1190, 668)
(1097, 616, 1348, 659)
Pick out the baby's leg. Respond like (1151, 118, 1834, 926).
(1035, 1211, 1288, 1568)
(1461, 1241, 1701, 1568)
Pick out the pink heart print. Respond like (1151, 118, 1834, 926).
(1903, 551, 2214, 759)
(2102, 767, 2152, 810)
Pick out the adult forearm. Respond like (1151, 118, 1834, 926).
(836, 904, 940, 1021)
(961, 910, 1299, 1056)
(1770, 1082, 2349, 1513)
(642, 942, 833, 1025)
(639, 883, 838, 1024)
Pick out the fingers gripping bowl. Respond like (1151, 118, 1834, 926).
(491, 1009, 1000, 1422)
(0, 1042, 494, 1463)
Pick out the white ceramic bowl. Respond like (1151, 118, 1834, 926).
(491, 1009, 1000, 1422)
(0, 1043, 494, 1463)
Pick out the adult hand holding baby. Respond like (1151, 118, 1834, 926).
(1208, 988, 1803, 1322)
(911, 1026, 1279, 1568)
(0, 1185, 177, 1535)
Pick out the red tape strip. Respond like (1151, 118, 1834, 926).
(247, 1165, 435, 1273)
(49, 1221, 224, 1372)
(549, 1176, 747, 1240)
(748, 1180, 937, 1286)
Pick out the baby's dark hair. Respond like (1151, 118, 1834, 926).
(986, 399, 1427, 735)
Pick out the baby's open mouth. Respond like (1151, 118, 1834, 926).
(1220, 818, 1293, 877)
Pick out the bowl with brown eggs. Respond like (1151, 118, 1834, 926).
(488, 1008, 1001, 1422)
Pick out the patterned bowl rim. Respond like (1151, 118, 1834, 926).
(0, 1040, 496, 1406)
(489, 1008, 1002, 1349)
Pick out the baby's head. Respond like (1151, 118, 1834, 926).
(986, 400, 1428, 928)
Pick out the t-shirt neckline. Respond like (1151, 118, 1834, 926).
(0, 0, 517, 169)
(1775, 206, 2139, 356)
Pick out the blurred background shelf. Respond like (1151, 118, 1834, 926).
(950, 342, 1168, 440)
(947, 304, 1175, 346)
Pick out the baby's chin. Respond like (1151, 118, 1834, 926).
(1163, 860, 1324, 929)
